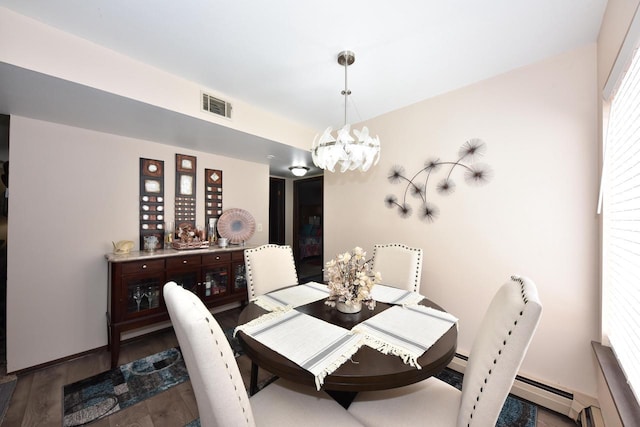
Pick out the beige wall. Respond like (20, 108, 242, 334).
(0, 7, 315, 151)
(325, 45, 599, 397)
(6, 116, 269, 372)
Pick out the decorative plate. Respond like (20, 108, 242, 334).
(217, 208, 256, 244)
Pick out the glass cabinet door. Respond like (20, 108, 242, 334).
(122, 273, 164, 319)
(167, 270, 200, 295)
(201, 266, 229, 302)
(232, 261, 247, 293)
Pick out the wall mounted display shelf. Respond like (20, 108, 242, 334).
(175, 153, 197, 229)
(139, 158, 165, 251)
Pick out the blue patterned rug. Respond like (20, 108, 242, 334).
(62, 348, 188, 426)
(63, 338, 536, 427)
(435, 368, 536, 427)
(0, 375, 17, 425)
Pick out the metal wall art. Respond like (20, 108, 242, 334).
(139, 158, 165, 251)
(175, 154, 197, 228)
(385, 138, 493, 223)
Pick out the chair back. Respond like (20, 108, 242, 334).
(372, 243, 423, 292)
(245, 244, 298, 299)
(457, 276, 542, 427)
(164, 282, 256, 427)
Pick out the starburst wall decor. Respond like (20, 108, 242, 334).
(385, 138, 493, 222)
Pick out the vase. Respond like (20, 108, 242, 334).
(336, 300, 362, 314)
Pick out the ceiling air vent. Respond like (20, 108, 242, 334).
(201, 92, 232, 119)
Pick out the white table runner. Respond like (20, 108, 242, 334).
(235, 308, 363, 390)
(352, 305, 458, 369)
(370, 284, 425, 306)
(252, 281, 330, 311)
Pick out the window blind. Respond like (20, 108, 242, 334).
(602, 45, 640, 403)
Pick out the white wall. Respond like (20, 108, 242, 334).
(0, 7, 315, 151)
(325, 45, 599, 397)
(6, 116, 269, 372)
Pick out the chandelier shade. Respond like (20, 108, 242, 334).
(312, 51, 381, 173)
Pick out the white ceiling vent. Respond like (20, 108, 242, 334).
(201, 92, 232, 119)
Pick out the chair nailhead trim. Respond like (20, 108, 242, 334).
(245, 244, 297, 299)
(373, 243, 423, 292)
(466, 275, 529, 426)
(204, 315, 251, 425)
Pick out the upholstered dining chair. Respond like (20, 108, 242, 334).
(372, 243, 423, 292)
(164, 282, 364, 427)
(348, 275, 542, 427)
(244, 244, 299, 300)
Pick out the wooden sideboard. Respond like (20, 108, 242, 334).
(106, 245, 254, 368)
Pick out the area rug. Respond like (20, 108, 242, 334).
(62, 340, 273, 427)
(63, 336, 536, 427)
(0, 375, 17, 425)
(62, 347, 188, 426)
(435, 368, 537, 427)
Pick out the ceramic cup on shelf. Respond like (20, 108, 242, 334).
(218, 237, 228, 248)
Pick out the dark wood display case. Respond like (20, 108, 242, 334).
(106, 246, 253, 368)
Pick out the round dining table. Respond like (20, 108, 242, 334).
(236, 297, 457, 394)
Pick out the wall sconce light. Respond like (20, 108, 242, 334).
(289, 166, 310, 177)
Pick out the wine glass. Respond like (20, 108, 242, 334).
(132, 286, 144, 312)
(147, 286, 155, 308)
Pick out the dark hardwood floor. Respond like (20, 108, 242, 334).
(3, 306, 577, 426)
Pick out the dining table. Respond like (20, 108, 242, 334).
(235, 283, 458, 399)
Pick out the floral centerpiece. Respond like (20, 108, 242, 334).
(325, 247, 381, 313)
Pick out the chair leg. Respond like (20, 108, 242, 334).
(249, 362, 259, 396)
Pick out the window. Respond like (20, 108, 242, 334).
(601, 45, 640, 403)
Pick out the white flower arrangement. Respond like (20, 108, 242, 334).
(325, 247, 381, 310)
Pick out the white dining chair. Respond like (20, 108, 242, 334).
(348, 275, 542, 427)
(164, 282, 364, 427)
(372, 243, 423, 292)
(244, 244, 299, 300)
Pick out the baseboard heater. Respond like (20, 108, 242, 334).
(580, 406, 606, 427)
(448, 353, 602, 424)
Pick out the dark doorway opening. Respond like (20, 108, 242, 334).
(0, 114, 9, 368)
(293, 177, 323, 282)
(269, 177, 285, 245)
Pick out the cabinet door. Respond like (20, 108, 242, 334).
(231, 261, 247, 294)
(201, 264, 229, 303)
(121, 272, 165, 320)
(166, 269, 200, 295)
(231, 250, 248, 295)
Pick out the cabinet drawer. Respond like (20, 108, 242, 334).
(202, 252, 232, 264)
(232, 250, 245, 261)
(121, 259, 165, 275)
(166, 255, 202, 269)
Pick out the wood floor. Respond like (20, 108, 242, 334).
(3, 307, 578, 427)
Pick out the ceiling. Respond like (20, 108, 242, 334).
(0, 1, 607, 177)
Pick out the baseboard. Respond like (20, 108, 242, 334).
(448, 353, 595, 421)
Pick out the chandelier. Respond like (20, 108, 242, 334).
(311, 51, 381, 173)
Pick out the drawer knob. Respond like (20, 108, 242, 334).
(142, 264, 147, 269)
(216, 256, 220, 260)
(183, 260, 188, 264)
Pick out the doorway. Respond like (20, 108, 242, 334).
(0, 114, 9, 368)
(293, 176, 323, 282)
(269, 177, 285, 245)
